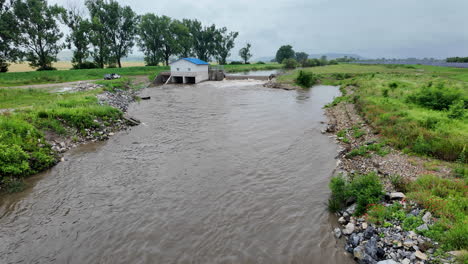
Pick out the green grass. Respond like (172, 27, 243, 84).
(0, 87, 124, 192)
(0, 66, 169, 87)
(223, 63, 283, 73)
(281, 64, 468, 162)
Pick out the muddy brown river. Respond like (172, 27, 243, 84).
(0, 81, 353, 264)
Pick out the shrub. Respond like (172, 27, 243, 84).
(448, 100, 466, 119)
(303, 59, 320, 67)
(407, 85, 465, 111)
(328, 173, 384, 215)
(256, 61, 265, 64)
(0, 144, 30, 177)
(295, 71, 317, 88)
(402, 215, 424, 231)
(230, 61, 243, 65)
(282, 58, 298, 69)
(72, 61, 99, 70)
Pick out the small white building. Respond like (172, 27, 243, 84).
(170, 58, 209, 84)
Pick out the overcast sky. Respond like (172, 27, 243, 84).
(50, 0, 468, 59)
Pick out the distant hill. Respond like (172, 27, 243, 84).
(254, 53, 364, 62)
(308, 53, 364, 60)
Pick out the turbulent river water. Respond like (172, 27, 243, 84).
(0, 80, 353, 264)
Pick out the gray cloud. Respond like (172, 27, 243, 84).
(51, 0, 468, 59)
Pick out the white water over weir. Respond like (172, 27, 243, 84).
(0, 80, 353, 264)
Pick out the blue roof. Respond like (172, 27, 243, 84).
(180, 58, 209, 65)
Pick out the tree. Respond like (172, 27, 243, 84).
(105, 1, 138, 68)
(13, 0, 65, 71)
(185, 19, 218, 62)
(295, 52, 308, 65)
(62, 4, 93, 69)
(215, 27, 238, 65)
(319, 55, 328, 66)
(0, 0, 22, 72)
(86, 0, 111, 68)
(137, 13, 164, 66)
(239, 43, 252, 64)
(276, 45, 295, 64)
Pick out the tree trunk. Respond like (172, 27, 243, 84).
(117, 58, 122, 68)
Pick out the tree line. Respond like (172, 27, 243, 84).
(274, 45, 338, 69)
(0, 0, 240, 72)
(446, 57, 468, 63)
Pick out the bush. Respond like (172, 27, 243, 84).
(72, 61, 99, 70)
(303, 59, 320, 67)
(295, 71, 317, 88)
(448, 100, 466, 119)
(282, 58, 298, 69)
(0, 144, 30, 177)
(230, 61, 243, 65)
(328, 173, 384, 215)
(407, 85, 465, 111)
(256, 61, 265, 64)
(37, 65, 57, 71)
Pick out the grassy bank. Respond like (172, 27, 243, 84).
(0, 79, 138, 192)
(280, 64, 468, 162)
(223, 63, 283, 73)
(302, 63, 468, 259)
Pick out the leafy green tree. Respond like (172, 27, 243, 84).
(239, 43, 252, 64)
(215, 27, 238, 65)
(13, 0, 65, 71)
(86, 0, 111, 68)
(185, 19, 218, 62)
(275, 45, 295, 64)
(0, 0, 22, 72)
(137, 13, 164, 66)
(62, 5, 93, 69)
(105, 1, 138, 68)
(295, 52, 308, 65)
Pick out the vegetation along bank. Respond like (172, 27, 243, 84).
(279, 64, 467, 263)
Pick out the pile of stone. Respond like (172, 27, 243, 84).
(97, 89, 137, 112)
(333, 194, 456, 264)
(58, 82, 103, 93)
(50, 118, 129, 154)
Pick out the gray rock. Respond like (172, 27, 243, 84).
(422, 212, 432, 224)
(389, 192, 405, 200)
(334, 227, 342, 239)
(363, 226, 375, 239)
(338, 216, 347, 224)
(346, 204, 357, 215)
(401, 259, 410, 264)
(416, 224, 428, 231)
(403, 239, 415, 248)
(360, 254, 378, 264)
(365, 237, 379, 259)
(343, 222, 355, 235)
(415, 250, 427, 260)
(349, 233, 361, 247)
(354, 246, 366, 260)
(376, 260, 399, 264)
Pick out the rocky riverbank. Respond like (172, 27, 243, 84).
(324, 86, 459, 264)
(48, 85, 142, 159)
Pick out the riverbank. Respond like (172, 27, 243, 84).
(0, 78, 144, 193)
(268, 63, 467, 263)
(298, 64, 468, 263)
